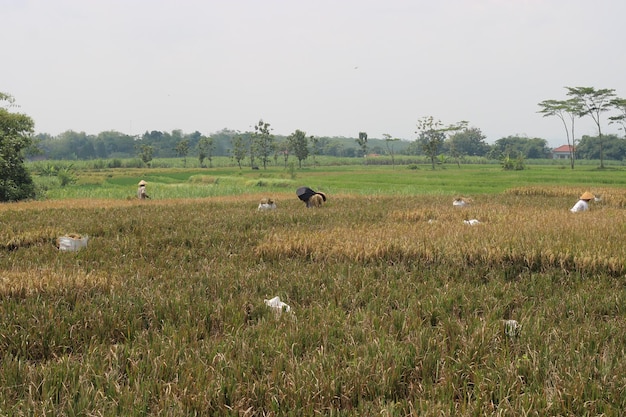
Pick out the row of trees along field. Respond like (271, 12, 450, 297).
(31, 122, 625, 167)
(538, 86, 626, 169)
(28, 86, 625, 168)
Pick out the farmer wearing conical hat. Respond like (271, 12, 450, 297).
(570, 191, 594, 213)
(137, 180, 150, 200)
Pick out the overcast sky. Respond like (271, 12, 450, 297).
(3, 0, 625, 147)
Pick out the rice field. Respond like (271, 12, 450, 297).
(2, 167, 626, 415)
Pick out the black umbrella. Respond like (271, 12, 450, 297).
(296, 186, 317, 202)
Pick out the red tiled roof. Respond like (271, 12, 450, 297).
(552, 145, 573, 153)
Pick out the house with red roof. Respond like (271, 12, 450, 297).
(552, 145, 573, 159)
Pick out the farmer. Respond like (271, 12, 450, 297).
(570, 191, 594, 213)
(258, 197, 277, 211)
(453, 197, 469, 207)
(137, 180, 150, 200)
(296, 186, 327, 208)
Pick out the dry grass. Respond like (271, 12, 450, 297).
(0, 268, 117, 297)
(257, 195, 626, 276)
(1, 188, 626, 415)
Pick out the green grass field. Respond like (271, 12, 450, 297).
(34, 162, 626, 201)
(2, 163, 626, 415)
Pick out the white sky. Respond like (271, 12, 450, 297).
(3, 0, 625, 147)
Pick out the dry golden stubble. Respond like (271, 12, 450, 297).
(255, 203, 626, 275)
(2, 227, 61, 250)
(0, 268, 118, 297)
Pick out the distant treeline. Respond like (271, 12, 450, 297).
(30, 128, 626, 162)
(32, 129, 412, 160)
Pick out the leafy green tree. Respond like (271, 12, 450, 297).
(231, 134, 247, 169)
(137, 144, 154, 167)
(197, 136, 214, 168)
(96, 130, 135, 158)
(447, 142, 462, 167)
(524, 138, 552, 159)
(185, 130, 202, 146)
(175, 139, 190, 167)
(0, 93, 36, 202)
(415, 117, 467, 169)
(444, 127, 490, 157)
(287, 129, 309, 168)
(252, 119, 275, 169)
(537, 98, 583, 169)
(609, 98, 626, 137)
(94, 138, 107, 158)
(208, 128, 237, 156)
(45, 130, 96, 159)
(599, 134, 626, 160)
(576, 134, 626, 160)
(417, 118, 445, 169)
(491, 136, 551, 160)
(566, 86, 616, 168)
(246, 134, 258, 169)
(324, 140, 345, 157)
(356, 132, 368, 163)
(276, 140, 290, 168)
(62, 131, 96, 159)
(491, 136, 525, 159)
(169, 130, 184, 158)
(309, 136, 320, 166)
(316, 137, 331, 157)
(382, 133, 399, 168)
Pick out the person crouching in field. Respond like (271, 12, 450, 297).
(453, 197, 469, 207)
(137, 180, 150, 200)
(308, 193, 325, 207)
(296, 186, 327, 208)
(570, 191, 594, 213)
(258, 197, 277, 211)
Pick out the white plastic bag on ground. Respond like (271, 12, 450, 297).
(264, 296, 291, 313)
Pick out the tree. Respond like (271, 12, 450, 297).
(537, 98, 583, 169)
(197, 136, 215, 167)
(444, 127, 490, 157)
(609, 98, 626, 137)
(382, 133, 399, 168)
(415, 116, 467, 169)
(48, 130, 96, 160)
(276, 140, 290, 168)
(355, 132, 368, 163)
(577, 134, 626, 161)
(247, 135, 257, 168)
(447, 142, 462, 167)
(175, 139, 190, 167)
(252, 119, 275, 169)
(137, 144, 154, 167)
(524, 138, 552, 159)
(490, 135, 550, 160)
(566, 86, 616, 169)
(95, 130, 135, 158)
(230, 134, 247, 169)
(324, 140, 345, 157)
(0, 93, 36, 202)
(309, 136, 320, 166)
(417, 118, 445, 169)
(287, 129, 309, 168)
